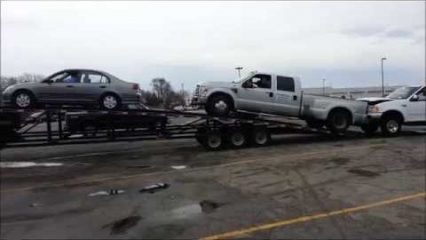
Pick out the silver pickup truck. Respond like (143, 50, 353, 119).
(192, 71, 368, 134)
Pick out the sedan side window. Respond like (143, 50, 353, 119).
(49, 72, 69, 83)
(247, 74, 271, 89)
(82, 73, 109, 84)
(62, 72, 82, 83)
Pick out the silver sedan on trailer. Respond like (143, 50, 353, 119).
(2, 69, 142, 110)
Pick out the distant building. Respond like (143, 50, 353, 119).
(303, 86, 402, 99)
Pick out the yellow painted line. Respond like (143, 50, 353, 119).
(1, 144, 384, 193)
(201, 192, 426, 240)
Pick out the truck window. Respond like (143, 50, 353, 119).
(277, 76, 295, 92)
(250, 74, 271, 89)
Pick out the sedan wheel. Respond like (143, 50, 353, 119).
(101, 94, 120, 110)
(14, 92, 34, 109)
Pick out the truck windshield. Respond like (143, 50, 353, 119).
(386, 87, 419, 99)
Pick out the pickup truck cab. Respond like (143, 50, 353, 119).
(192, 71, 368, 135)
(358, 86, 426, 136)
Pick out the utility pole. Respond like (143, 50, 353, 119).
(235, 67, 243, 78)
(322, 78, 326, 96)
(381, 57, 387, 97)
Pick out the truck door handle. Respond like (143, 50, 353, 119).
(268, 92, 274, 97)
(66, 85, 74, 88)
(293, 95, 297, 101)
(99, 86, 106, 88)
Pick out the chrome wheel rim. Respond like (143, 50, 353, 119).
(386, 120, 399, 133)
(214, 100, 228, 114)
(231, 132, 245, 146)
(103, 96, 117, 109)
(15, 93, 31, 108)
(207, 133, 222, 148)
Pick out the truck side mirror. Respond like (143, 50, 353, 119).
(410, 95, 419, 101)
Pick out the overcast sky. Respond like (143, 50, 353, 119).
(1, 1, 425, 90)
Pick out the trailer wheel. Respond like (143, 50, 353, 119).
(227, 128, 247, 148)
(201, 130, 224, 150)
(326, 110, 351, 136)
(251, 126, 271, 146)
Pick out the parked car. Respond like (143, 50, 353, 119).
(358, 85, 426, 136)
(191, 71, 368, 135)
(2, 69, 141, 110)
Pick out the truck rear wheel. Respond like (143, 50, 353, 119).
(326, 110, 351, 136)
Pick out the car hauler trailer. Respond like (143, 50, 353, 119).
(0, 105, 342, 150)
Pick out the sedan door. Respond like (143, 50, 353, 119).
(236, 74, 275, 113)
(36, 71, 84, 103)
(80, 71, 111, 102)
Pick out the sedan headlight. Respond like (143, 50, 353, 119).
(368, 105, 380, 113)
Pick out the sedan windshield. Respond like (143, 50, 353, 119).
(386, 86, 419, 99)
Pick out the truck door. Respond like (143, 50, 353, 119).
(237, 74, 275, 113)
(273, 76, 300, 116)
(406, 87, 426, 122)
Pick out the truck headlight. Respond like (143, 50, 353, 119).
(368, 105, 380, 113)
(199, 86, 209, 97)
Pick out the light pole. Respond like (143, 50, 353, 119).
(381, 57, 387, 97)
(235, 67, 243, 78)
(322, 78, 326, 96)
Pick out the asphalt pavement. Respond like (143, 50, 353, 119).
(1, 128, 425, 239)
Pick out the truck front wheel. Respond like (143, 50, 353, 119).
(205, 94, 233, 117)
(380, 115, 402, 137)
(326, 110, 351, 136)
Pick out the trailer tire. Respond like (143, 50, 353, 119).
(251, 126, 271, 146)
(227, 128, 247, 148)
(326, 109, 351, 136)
(201, 130, 224, 150)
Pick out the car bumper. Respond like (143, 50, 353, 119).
(365, 112, 382, 124)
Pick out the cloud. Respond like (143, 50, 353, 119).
(1, 1, 424, 89)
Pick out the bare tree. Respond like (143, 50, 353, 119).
(17, 73, 45, 83)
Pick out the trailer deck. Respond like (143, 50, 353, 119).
(0, 106, 332, 150)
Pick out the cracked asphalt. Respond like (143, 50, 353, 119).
(1, 128, 425, 239)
